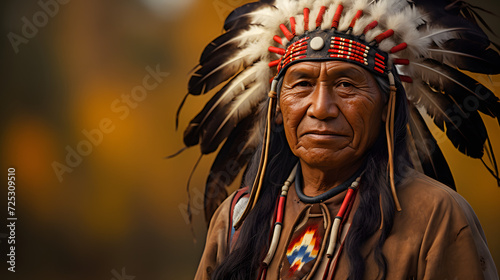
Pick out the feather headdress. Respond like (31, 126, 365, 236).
(176, 0, 500, 224)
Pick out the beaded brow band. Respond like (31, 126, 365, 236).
(270, 32, 389, 79)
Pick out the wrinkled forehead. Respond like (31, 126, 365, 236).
(283, 60, 373, 80)
(277, 60, 390, 101)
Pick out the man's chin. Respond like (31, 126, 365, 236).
(296, 148, 357, 169)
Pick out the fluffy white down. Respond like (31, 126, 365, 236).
(320, 3, 340, 30)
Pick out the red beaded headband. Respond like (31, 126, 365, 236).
(270, 31, 389, 79)
(267, 6, 412, 82)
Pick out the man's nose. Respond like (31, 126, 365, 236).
(307, 84, 340, 120)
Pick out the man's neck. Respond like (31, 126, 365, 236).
(300, 159, 364, 197)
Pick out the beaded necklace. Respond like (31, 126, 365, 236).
(259, 163, 362, 279)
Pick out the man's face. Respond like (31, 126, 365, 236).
(277, 61, 387, 170)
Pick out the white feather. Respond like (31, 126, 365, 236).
(420, 27, 463, 42)
(239, 39, 274, 64)
(294, 14, 305, 35)
(245, 102, 268, 150)
(274, 0, 300, 22)
(406, 82, 459, 131)
(352, 0, 371, 11)
(428, 48, 489, 67)
(384, 6, 421, 35)
(400, 27, 433, 58)
(197, 61, 272, 131)
(364, 24, 383, 42)
(229, 26, 270, 48)
(199, 36, 270, 85)
(308, 4, 322, 32)
(413, 62, 481, 100)
(209, 63, 271, 141)
(379, 37, 397, 53)
(369, 0, 405, 21)
(321, 3, 339, 30)
(248, 6, 282, 28)
(351, 15, 373, 35)
(428, 27, 460, 48)
(338, 0, 371, 31)
(298, 0, 313, 10)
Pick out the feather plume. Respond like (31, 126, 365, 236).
(383, 6, 424, 35)
(188, 53, 242, 96)
(199, 26, 272, 66)
(203, 101, 266, 223)
(369, 0, 404, 21)
(321, 3, 340, 31)
(294, 14, 305, 36)
(408, 105, 456, 189)
(429, 39, 500, 74)
(410, 59, 500, 120)
(188, 35, 272, 96)
(224, 1, 274, 31)
(408, 61, 488, 158)
(199, 29, 244, 65)
(200, 74, 269, 153)
(184, 61, 270, 152)
(338, 0, 371, 31)
(203, 113, 256, 223)
(246, 4, 287, 30)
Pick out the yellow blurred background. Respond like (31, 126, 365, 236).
(0, 0, 499, 279)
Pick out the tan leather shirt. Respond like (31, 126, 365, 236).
(195, 171, 498, 279)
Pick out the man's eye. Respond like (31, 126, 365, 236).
(295, 81, 312, 87)
(338, 82, 353, 88)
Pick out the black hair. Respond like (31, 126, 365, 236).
(211, 69, 411, 280)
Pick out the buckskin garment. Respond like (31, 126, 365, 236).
(195, 170, 498, 280)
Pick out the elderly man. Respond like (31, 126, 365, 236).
(177, 0, 500, 279)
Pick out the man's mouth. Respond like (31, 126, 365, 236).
(303, 129, 347, 136)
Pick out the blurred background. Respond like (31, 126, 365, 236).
(0, 0, 499, 279)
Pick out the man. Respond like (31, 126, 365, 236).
(177, 0, 500, 279)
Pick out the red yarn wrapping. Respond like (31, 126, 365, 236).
(363, 20, 378, 34)
(268, 46, 286, 55)
(390, 42, 407, 53)
(332, 5, 344, 28)
(349, 10, 363, 29)
(268, 59, 281, 67)
(273, 35, 283, 46)
(393, 58, 409, 65)
(276, 196, 286, 223)
(374, 29, 394, 44)
(316, 6, 327, 28)
(279, 24, 294, 41)
(337, 188, 355, 218)
(290, 17, 296, 35)
(304, 8, 310, 30)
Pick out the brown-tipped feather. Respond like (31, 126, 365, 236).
(203, 114, 258, 223)
(410, 63, 488, 158)
(408, 106, 456, 189)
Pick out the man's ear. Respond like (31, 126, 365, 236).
(275, 102, 283, 125)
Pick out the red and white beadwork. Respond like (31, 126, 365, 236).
(266, 4, 412, 83)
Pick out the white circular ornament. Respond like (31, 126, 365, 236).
(310, 37, 324, 51)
